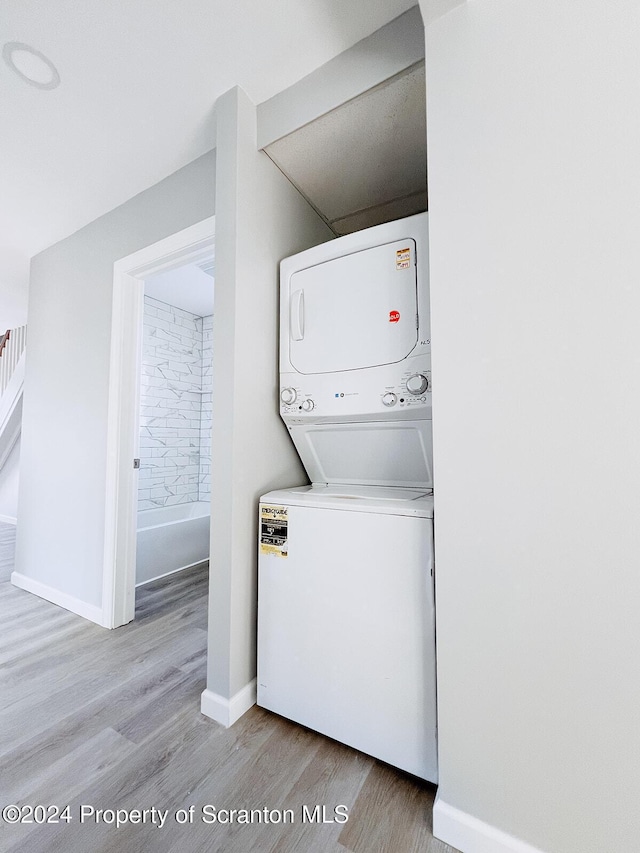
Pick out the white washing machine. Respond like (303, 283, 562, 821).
(257, 213, 438, 782)
(257, 484, 437, 782)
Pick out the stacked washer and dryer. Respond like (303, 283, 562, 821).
(257, 212, 437, 783)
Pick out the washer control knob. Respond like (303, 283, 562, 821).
(280, 387, 297, 405)
(382, 392, 397, 407)
(301, 399, 315, 412)
(406, 373, 429, 395)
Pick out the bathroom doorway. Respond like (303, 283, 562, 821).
(102, 217, 215, 629)
(135, 261, 213, 612)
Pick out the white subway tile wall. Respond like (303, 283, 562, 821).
(138, 296, 214, 511)
(199, 315, 213, 501)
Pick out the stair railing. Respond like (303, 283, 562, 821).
(0, 326, 27, 396)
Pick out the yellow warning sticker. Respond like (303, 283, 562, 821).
(396, 247, 411, 270)
(260, 505, 288, 557)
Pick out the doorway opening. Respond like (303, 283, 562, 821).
(135, 260, 214, 612)
(102, 217, 215, 629)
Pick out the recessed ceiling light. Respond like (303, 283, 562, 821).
(2, 42, 60, 90)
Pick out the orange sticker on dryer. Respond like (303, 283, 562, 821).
(396, 247, 411, 269)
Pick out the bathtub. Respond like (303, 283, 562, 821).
(136, 501, 210, 586)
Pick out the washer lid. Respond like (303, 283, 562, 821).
(288, 239, 418, 375)
(286, 419, 433, 490)
(260, 484, 434, 517)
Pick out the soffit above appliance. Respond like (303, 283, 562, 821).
(264, 62, 427, 236)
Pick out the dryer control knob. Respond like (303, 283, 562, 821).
(301, 399, 315, 412)
(406, 374, 429, 395)
(382, 393, 397, 407)
(280, 387, 297, 405)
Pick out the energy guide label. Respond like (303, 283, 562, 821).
(260, 505, 288, 557)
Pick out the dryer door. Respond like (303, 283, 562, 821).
(288, 239, 418, 375)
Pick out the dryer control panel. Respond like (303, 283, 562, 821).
(280, 355, 432, 425)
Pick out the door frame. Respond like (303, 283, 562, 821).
(101, 216, 215, 629)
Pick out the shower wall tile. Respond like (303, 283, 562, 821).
(138, 297, 214, 512)
(138, 296, 205, 511)
(199, 314, 214, 502)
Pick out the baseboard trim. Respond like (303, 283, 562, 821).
(0, 514, 17, 524)
(433, 794, 548, 853)
(11, 571, 106, 627)
(201, 679, 257, 728)
(135, 559, 209, 588)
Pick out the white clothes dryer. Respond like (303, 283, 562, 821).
(279, 212, 432, 489)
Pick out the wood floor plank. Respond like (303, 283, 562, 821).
(267, 735, 372, 853)
(5, 705, 273, 853)
(113, 669, 205, 744)
(0, 624, 208, 752)
(338, 763, 458, 853)
(0, 727, 135, 852)
(161, 714, 324, 853)
(1, 614, 204, 715)
(2, 726, 133, 810)
(176, 644, 208, 674)
(0, 612, 95, 670)
(0, 663, 193, 771)
(1, 603, 74, 639)
(3, 705, 214, 853)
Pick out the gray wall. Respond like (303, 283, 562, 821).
(424, 2, 640, 852)
(16, 150, 215, 608)
(206, 87, 334, 705)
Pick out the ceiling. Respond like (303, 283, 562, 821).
(0, 0, 418, 330)
(265, 63, 427, 235)
(145, 259, 215, 318)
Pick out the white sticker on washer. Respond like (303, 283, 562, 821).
(260, 505, 288, 557)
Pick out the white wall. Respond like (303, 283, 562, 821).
(424, 3, 640, 852)
(16, 151, 215, 610)
(0, 436, 20, 524)
(204, 87, 333, 716)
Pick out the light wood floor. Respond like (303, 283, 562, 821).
(0, 522, 458, 853)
